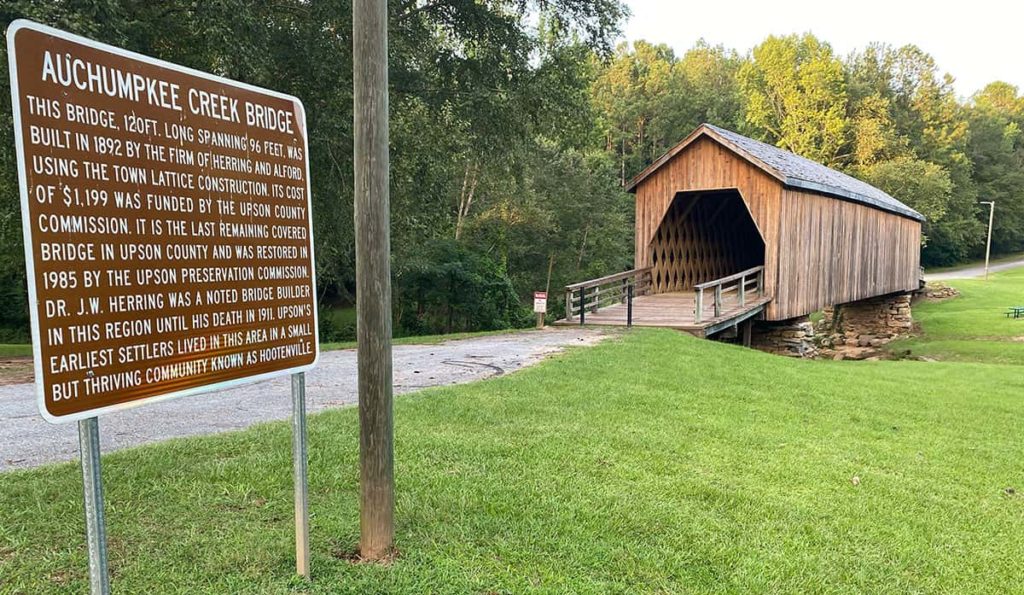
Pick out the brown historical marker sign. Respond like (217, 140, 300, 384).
(7, 21, 318, 422)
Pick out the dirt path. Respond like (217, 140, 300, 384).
(925, 257, 1024, 282)
(0, 358, 33, 385)
(0, 328, 610, 471)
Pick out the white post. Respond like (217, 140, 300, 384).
(981, 201, 995, 281)
(291, 373, 310, 579)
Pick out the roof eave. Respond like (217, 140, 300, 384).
(624, 125, 708, 193)
(625, 124, 787, 193)
(783, 177, 925, 222)
(625, 124, 925, 223)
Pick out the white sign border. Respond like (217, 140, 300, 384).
(6, 19, 320, 424)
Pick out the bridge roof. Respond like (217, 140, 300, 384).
(625, 123, 925, 222)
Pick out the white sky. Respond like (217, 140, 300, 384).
(621, 0, 1024, 99)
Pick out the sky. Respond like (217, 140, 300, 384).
(621, 0, 1023, 99)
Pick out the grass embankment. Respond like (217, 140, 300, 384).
(892, 268, 1024, 364)
(4, 324, 1024, 592)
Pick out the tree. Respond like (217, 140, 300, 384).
(590, 41, 679, 182)
(967, 83, 1024, 253)
(860, 157, 955, 256)
(589, 40, 743, 184)
(737, 34, 850, 166)
(0, 0, 631, 338)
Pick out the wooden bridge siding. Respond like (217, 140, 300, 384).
(773, 188, 922, 320)
(634, 137, 783, 314)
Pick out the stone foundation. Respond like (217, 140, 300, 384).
(748, 292, 915, 360)
(751, 317, 818, 358)
(817, 292, 913, 355)
(922, 283, 959, 300)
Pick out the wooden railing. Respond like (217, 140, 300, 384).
(564, 267, 652, 325)
(693, 265, 764, 323)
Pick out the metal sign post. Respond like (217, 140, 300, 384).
(291, 372, 310, 579)
(78, 418, 110, 595)
(7, 20, 321, 590)
(533, 291, 547, 329)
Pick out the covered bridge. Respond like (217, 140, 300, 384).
(561, 123, 924, 338)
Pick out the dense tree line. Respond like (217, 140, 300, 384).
(592, 34, 1024, 267)
(0, 4, 1020, 341)
(0, 0, 632, 340)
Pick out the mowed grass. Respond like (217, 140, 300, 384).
(3, 328, 1024, 593)
(0, 344, 32, 357)
(893, 268, 1024, 364)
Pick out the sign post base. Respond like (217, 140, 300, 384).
(78, 417, 110, 595)
(291, 373, 310, 579)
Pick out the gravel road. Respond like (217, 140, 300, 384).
(0, 328, 609, 471)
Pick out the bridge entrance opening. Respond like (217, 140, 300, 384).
(649, 189, 764, 294)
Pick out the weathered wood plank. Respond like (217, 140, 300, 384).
(630, 132, 921, 322)
(556, 290, 772, 333)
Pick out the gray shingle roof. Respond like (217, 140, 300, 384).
(702, 124, 924, 221)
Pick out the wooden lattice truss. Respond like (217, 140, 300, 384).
(649, 190, 765, 294)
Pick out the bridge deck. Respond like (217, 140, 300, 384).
(556, 291, 772, 337)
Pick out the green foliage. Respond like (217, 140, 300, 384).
(591, 34, 1005, 268)
(0, 0, 631, 339)
(967, 83, 1024, 254)
(738, 34, 849, 166)
(1, 4, 1023, 338)
(590, 40, 742, 183)
(395, 239, 529, 335)
(858, 157, 952, 242)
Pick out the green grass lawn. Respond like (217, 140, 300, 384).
(4, 323, 1024, 592)
(0, 344, 32, 357)
(891, 268, 1024, 364)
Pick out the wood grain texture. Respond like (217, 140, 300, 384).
(648, 190, 763, 294)
(772, 188, 921, 320)
(555, 291, 771, 335)
(354, 0, 394, 560)
(632, 135, 921, 321)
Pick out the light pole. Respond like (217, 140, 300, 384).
(980, 201, 995, 280)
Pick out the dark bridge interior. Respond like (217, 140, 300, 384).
(648, 189, 765, 293)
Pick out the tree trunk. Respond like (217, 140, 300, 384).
(455, 161, 479, 240)
(545, 252, 556, 295)
(576, 224, 590, 270)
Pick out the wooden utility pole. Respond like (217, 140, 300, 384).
(353, 0, 394, 560)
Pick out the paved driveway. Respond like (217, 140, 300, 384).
(0, 328, 609, 471)
(925, 257, 1024, 282)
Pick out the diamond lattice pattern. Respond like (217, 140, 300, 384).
(649, 191, 764, 294)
